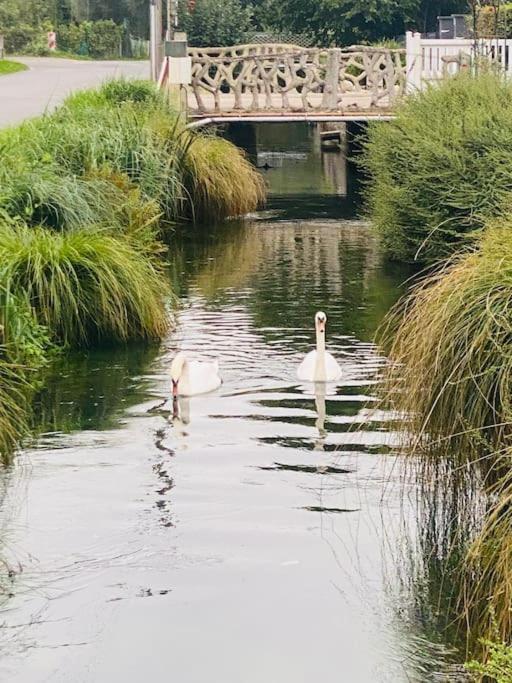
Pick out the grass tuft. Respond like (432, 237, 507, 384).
(0, 222, 171, 347)
(380, 221, 512, 461)
(183, 135, 266, 222)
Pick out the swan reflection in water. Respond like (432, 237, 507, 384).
(171, 395, 190, 437)
(313, 381, 328, 451)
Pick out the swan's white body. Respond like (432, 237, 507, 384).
(170, 352, 221, 397)
(297, 311, 342, 382)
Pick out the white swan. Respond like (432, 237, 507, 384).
(297, 311, 342, 382)
(170, 352, 221, 397)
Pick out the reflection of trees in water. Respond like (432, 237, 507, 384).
(172, 220, 411, 343)
(31, 345, 160, 436)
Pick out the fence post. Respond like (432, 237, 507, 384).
(406, 31, 422, 92)
(0, 34, 4, 60)
(322, 48, 341, 110)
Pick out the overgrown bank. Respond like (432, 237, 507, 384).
(363, 71, 512, 675)
(0, 78, 264, 463)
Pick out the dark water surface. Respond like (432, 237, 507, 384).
(0, 124, 460, 681)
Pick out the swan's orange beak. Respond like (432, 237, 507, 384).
(172, 379, 179, 398)
(317, 319, 326, 334)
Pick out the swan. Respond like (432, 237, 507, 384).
(170, 352, 221, 397)
(297, 311, 342, 382)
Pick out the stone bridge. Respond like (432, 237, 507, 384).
(185, 43, 406, 125)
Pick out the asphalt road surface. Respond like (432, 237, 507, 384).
(0, 57, 150, 127)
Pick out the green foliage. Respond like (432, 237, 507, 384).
(466, 639, 512, 681)
(0, 60, 27, 75)
(100, 78, 163, 105)
(4, 25, 40, 53)
(0, 222, 170, 346)
(477, 3, 512, 39)
(183, 135, 266, 221)
(180, 0, 253, 47)
(0, 288, 53, 368)
(57, 20, 122, 58)
(361, 72, 512, 264)
(0, 78, 264, 230)
(267, 0, 417, 46)
(0, 355, 30, 464)
(380, 221, 512, 463)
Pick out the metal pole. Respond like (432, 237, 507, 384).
(149, 0, 162, 81)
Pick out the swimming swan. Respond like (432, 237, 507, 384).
(297, 311, 342, 383)
(170, 352, 221, 397)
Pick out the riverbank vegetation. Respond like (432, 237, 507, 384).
(366, 70, 512, 674)
(362, 72, 512, 265)
(0, 78, 264, 462)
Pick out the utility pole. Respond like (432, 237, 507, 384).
(149, 0, 163, 81)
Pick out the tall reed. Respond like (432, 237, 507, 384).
(0, 356, 29, 464)
(183, 135, 266, 222)
(381, 221, 512, 462)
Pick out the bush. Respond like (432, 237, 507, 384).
(100, 78, 164, 105)
(180, 0, 252, 47)
(183, 135, 266, 221)
(476, 4, 512, 39)
(0, 223, 170, 346)
(4, 24, 39, 53)
(466, 638, 512, 682)
(56, 22, 82, 54)
(57, 20, 122, 58)
(361, 72, 512, 264)
(380, 221, 512, 462)
(0, 287, 52, 368)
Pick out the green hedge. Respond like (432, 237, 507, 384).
(4, 24, 39, 53)
(57, 20, 122, 58)
(361, 72, 512, 264)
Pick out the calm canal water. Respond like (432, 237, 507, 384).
(0, 124, 461, 681)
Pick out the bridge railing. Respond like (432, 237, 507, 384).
(188, 44, 406, 115)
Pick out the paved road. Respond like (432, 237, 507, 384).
(0, 57, 150, 127)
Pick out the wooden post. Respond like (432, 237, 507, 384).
(406, 31, 423, 92)
(0, 34, 4, 60)
(322, 48, 341, 110)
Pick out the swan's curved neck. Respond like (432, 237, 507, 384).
(315, 325, 326, 381)
(316, 327, 326, 355)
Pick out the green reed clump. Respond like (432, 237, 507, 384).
(183, 135, 266, 222)
(456, 461, 512, 653)
(0, 355, 30, 464)
(0, 223, 170, 346)
(0, 78, 264, 227)
(361, 71, 512, 264)
(381, 221, 512, 461)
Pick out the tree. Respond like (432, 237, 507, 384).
(414, 0, 469, 33)
(180, 0, 252, 47)
(273, 0, 419, 45)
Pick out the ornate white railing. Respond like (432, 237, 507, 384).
(188, 44, 406, 115)
(406, 31, 512, 89)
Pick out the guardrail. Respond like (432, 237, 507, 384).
(188, 43, 406, 114)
